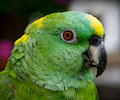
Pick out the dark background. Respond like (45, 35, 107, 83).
(0, 0, 120, 100)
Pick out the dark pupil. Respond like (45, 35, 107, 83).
(65, 33, 70, 37)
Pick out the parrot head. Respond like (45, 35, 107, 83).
(14, 11, 107, 90)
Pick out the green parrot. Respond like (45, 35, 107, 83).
(0, 11, 107, 100)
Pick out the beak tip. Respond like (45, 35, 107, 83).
(96, 72, 100, 77)
(96, 73, 100, 77)
(96, 65, 107, 77)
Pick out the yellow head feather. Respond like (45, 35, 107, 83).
(32, 17, 45, 28)
(86, 14, 104, 37)
(14, 34, 28, 45)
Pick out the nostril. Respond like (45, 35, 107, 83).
(93, 38, 99, 44)
(89, 35, 102, 46)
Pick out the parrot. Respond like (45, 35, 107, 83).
(0, 11, 107, 100)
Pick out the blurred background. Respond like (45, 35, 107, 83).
(0, 0, 120, 100)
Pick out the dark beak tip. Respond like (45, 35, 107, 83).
(96, 72, 101, 77)
(96, 72, 103, 77)
(96, 64, 107, 77)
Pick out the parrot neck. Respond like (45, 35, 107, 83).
(15, 66, 94, 91)
(9, 46, 94, 91)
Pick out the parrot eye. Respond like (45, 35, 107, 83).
(61, 29, 77, 44)
(63, 31, 73, 40)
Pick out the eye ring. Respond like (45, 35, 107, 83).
(61, 29, 77, 44)
(63, 31, 73, 40)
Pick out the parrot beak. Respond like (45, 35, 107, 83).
(83, 42, 107, 77)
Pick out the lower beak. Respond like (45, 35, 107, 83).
(83, 43, 107, 77)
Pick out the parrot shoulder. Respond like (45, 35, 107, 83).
(0, 70, 15, 100)
(75, 82, 99, 100)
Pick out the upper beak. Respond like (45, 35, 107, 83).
(83, 37, 107, 77)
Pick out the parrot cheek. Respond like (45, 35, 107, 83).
(83, 43, 107, 77)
